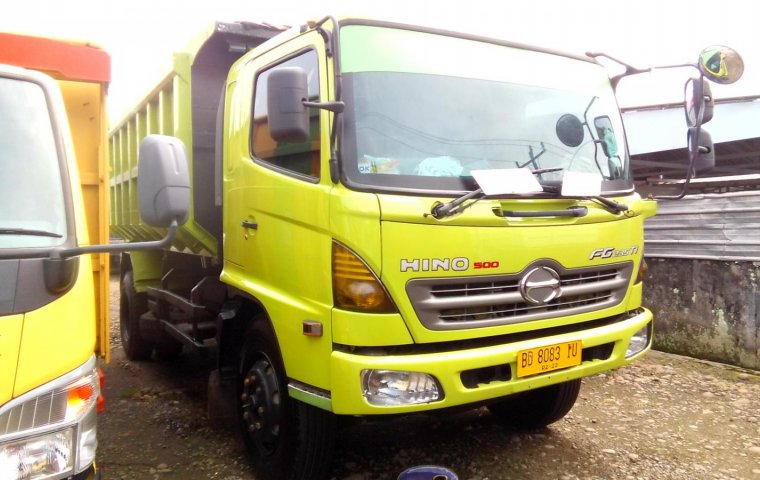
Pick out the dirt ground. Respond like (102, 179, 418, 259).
(97, 276, 760, 480)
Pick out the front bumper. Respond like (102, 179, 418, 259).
(327, 308, 652, 414)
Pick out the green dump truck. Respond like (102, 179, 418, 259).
(109, 18, 742, 479)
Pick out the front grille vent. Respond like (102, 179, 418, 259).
(406, 261, 633, 330)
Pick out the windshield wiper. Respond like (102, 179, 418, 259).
(589, 196, 628, 214)
(429, 188, 484, 219)
(0, 227, 63, 238)
(429, 167, 628, 219)
(429, 167, 564, 219)
(540, 185, 628, 214)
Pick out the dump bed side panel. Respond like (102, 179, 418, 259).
(109, 22, 281, 257)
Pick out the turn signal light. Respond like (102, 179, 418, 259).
(636, 257, 649, 284)
(332, 242, 396, 313)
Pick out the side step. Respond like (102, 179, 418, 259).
(160, 319, 216, 349)
(141, 286, 219, 351)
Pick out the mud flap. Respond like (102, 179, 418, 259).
(207, 368, 238, 428)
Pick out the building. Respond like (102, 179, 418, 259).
(624, 97, 760, 369)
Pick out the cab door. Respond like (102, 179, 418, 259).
(222, 30, 335, 386)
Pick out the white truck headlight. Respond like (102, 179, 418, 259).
(0, 357, 100, 480)
(362, 370, 442, 406)
(0, 428, 74, 479)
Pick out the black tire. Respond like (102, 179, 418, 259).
(239, 321, 336, 480)
(487, 379, 582, 430)
(119, 270, 155, 360)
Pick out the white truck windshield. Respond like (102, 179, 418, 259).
(0, 76, 67, 248)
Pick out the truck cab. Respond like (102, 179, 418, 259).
(0, 33, 110, 480)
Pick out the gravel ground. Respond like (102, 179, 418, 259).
(97, 276, 760, 479)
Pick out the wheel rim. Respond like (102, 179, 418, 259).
(241, 356, 283, 455)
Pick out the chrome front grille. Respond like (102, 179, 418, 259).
(406, 261, 633, 330)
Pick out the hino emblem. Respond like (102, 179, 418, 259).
(400, 257, 469, 272)
(519, 266, 562, 304)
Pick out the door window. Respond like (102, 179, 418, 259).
(251, 49, 321, 179)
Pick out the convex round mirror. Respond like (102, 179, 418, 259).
(556, 114, 584, 147)
(698, 46, 744, 84)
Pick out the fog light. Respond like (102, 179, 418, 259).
(0, 428, 74, 480)
(362, 370, 442, 406)
(626, 322, 652, 358)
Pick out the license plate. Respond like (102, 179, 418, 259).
(516, 340, 582, 378)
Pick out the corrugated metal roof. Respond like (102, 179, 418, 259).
(627, 98, 760, 191)
(623, 97, 760, 155)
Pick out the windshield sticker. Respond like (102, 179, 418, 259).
(561, 171, 602, 196)
(471, 168, 543, 195)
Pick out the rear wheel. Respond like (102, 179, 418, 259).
(119, 270, 155, 360)
(239, 321, 336, 480)
(487, 379, 582, 430)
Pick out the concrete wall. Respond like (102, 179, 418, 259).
(644, 258, 760, 370)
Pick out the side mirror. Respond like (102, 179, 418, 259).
(593, 116, 618, 158)
(684, 77, 714, 127)
(50, 134, 190, 262)
(698, 46, 744, 85)
(137, 135, 190, 228)
(688, 127, 715, 175)
(267, 67, 310, 143)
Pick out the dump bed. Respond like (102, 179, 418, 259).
(109, 21, 281, 257)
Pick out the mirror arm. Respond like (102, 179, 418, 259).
(589, 50, 699, 75)
(653, 124, 702, 200)
(50, 219, 180, 259)
(303, 97, 345, 183)
(589, 51, 705, 89)
(303, 100, 345, 113)
(305, 16, 344, 183)
(302, 97, 345, 183)
(587, 52, 650, 75)
(653, 177, 691, 201)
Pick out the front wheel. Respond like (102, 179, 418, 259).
(119, 270, 154, 361)
(487, 378, 581, 430)
(239, 321, 336, 480)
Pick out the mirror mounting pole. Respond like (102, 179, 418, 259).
(303, 100, 345, 113)
(653, 120, 703, 201)
(311, 16, 343, 184)
(50, 219, 180, 259)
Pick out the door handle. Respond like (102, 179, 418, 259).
(241, 220, 258, 230)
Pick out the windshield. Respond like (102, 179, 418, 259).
(339, 24, 632, 195)
(0, 76, 67, 248)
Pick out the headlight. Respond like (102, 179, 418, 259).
(626, 322, 652, 359)
(0, 428, 74, 479)
(362, 370, 442, 406)
(0, 358, 100, 480)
